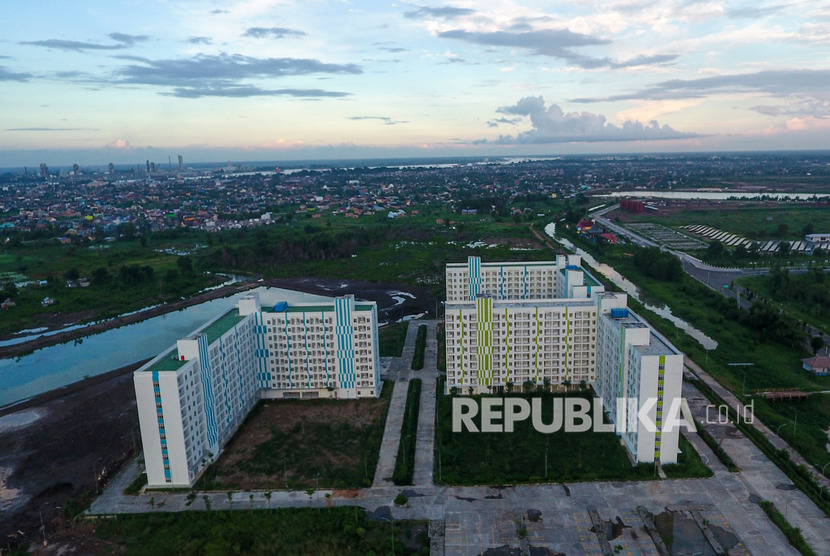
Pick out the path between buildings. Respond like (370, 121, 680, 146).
(413, 320, 438, 486)
(372, 320, 420, 487)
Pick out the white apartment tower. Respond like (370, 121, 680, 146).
(444, 257, 684, 465)
(135, 293, 380, 487)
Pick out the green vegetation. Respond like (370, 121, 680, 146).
(436, 324, 446, 373)
(759, 501, 817, 556)
(124, 471, 148, 495)
(558, 224, 830, 478)
(0, 240, 215, 335)
(739, 266, 830, 334)
(620, 204, 830, 244)
(393, 379, 422, 485)
(94, 508, 430, 555)
(662, 435, 713, 479)
(197, 381, 392, 490)
(379, 321, 409, 357)
(411, 325, 427, 370)
(434, 378, 710, 485)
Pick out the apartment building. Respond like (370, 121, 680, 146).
(134, 293, 379, 487)
(444, 258, 685, 465)
(593, 293, 684, 464)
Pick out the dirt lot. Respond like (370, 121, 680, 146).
(199, 381, 392, 491)
(0, 363, 141, 552)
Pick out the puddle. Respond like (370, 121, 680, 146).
(776, 483, 797, 490)
(653, 510, 741, 555)
(527, 509, 542, 522)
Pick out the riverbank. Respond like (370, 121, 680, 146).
(0, 280, 259, 359)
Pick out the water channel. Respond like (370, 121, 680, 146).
(544, 223, 718, 351)
(0, 287, 330, 409)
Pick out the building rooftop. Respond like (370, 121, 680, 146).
(264, 302, 374, 313)
(150, 348, 188, 372)
(447, 261, 558, 269)
(447, 298, 596, 310)
(202, 311, 246, 344)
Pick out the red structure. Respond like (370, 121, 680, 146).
(620, 199, 645, 213)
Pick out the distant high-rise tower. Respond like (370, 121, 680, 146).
(72, 164, 79, 175)
(108, 163, 115, 175)
(146, 160, 150, 173)
(150, 162, 156, 173)
(39, 163, 49, 178)
(178, 155, 183, 169)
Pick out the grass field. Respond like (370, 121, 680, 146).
(434, 379, 711, 485)
(617, 204, 830, 243)
(379, 321, 410, 357)
(195, 381, 392, 490)
(94, 508, 429, 556)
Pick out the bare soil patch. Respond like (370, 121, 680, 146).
(197, 381, 392, 491)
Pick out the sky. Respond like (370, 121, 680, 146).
(2, 0, 830, 167)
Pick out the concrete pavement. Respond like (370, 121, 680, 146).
(413, 320, 438, 486)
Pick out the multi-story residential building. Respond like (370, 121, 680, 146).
(444, 258, 684, 465)
(134, 293, 380, 487)
(446, 255, 604, 302)
(593, 293, 684, 464)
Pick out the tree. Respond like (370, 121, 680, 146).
(177, 256, 193, 273)
(1, 281, 17, 298)
(705, 240, 727, 261)
(773, 223, 789, 238)
(92, 267, 110, 285)
(810, 335, 825, 355)
(64, 267, 80, 281)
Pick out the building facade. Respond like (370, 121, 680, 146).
(444, 257, 684, 465)
(134, 293, 380, 487)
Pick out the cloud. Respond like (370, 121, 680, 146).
(114, 53, 361, 86)
(486, 116, 522, 128)
(21, 32, 149, 52)
(106, 53, 360, 97)
(435, 28, 677, 69)
(106, 139, 133, 149)
(187, 36, 213, 45)
(0, 66, 32, 81)
(571, 68, 830, 102)
(404, 6, 476, 20)
(166, 86, 349, 98)
(348, 116, 409, 125)
(243, 27, 306, 39)
(489, 96, 696, 143)
(211, 9, 229, 15)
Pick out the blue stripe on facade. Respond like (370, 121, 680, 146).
(303, 312, 311, 389)
(219, 337, 231, 424)
(284, 316, 293, 389)
(234, 326, 244, 407)
(198, 334, 219, 451)
(322, 311, 330, 388)
(500, 266, 504, 299)
(523, 265, 528, 299)
(335, 297, 355, 390)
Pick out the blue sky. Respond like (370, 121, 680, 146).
(2, 1, 829, 166)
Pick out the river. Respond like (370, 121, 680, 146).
(544, 223, 718, 351)
(0, 287, 330, 409)
(600, 191, 830, 201)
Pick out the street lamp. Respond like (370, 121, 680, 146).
(822, 462, 830, 477)
(92, 457, 103, 495)
(776, 423, 787, 437)
(380, 517, 395, 555)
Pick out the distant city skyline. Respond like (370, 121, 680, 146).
(2, 1, 829, 167)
